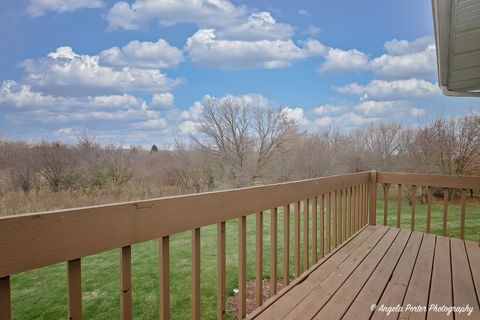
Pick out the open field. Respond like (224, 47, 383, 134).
(8, 192, 479, 320)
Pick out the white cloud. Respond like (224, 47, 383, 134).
(335, 78, 440, 100)
(135, 118, 168, 129)
(410, 107, 426, 117)
(0, 80, 148, 111)
(339, 112, 377, 126)
(281, 107, 309, 126)
(217, 12, 293, 41)
(27, 0, 104, 16)
(354, 100, 426, 119)
(105, 0, 245, 30)
(297, 9, 310, 17)
(234, 93, 270, 108)
(369, 44, 437, 80)
(99, 39, 183, 69)
(354, 100, 401, 117)
(314, 116, 333, 127)
(152, 93, 174, 107)
(180, 101, 203, 120)
(384, 36, 434, 55)
(21, 47, 182, 95)
(313, 104, 344, 115)
(58, 127, 74, 135)
(314, 112, 376, 128)
(178, 120, 199, 134)
(318, 48, 369, 74)
(185, 29, 326, 69)
(1, 80, 56, 108)
(316, 36, 436, 80)
(303, 24, 321, 36)
(103, 2, 319, 71)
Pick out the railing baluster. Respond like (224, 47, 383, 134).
(340, 190, 344, 242)
(283, 205, 290, 287)
(337, 190, 342, 245)
(270, 208, 278, 296)
(357, 185, 360, 230)
(312, 197, 318, 264)
(192, 228, 201, 320)
(68, 258, 82, 320)
(255, 212, 263, 307)
(319, 194, 325, 259)
(342, 188, 347, 242)
(216, 222, 226, 320)
(303, 199, 309, 270)
(326, 192, 331, 254)
(294, 202, 300, 277)
(325, 192, 332, 253)
(238, 216, 247, 320)
(349, 187, 353, 237)
(360, 184, 364, 228)
(333, 190, 338, 249)
(426, 187, 432, 234)
(351, 187, 355, 232)
(411, 185, 417, 231)
(120, 246, 132, 320)
(383, 184, 389, 226)
(159, 236, 170, 320)
(365, 183, 369, 226)
(356, 185, 359, 227)
(397, 184, 402, 228)
(365, 184, 368, 226)
(443, 188, 449, 236)
(460, 189, 466, 240)
(362, 184, 366, 227)
(0, 276, 11, 320)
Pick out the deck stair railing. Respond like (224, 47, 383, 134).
(0, 171, 478, 320)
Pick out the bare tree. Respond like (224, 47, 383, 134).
(361, 122, 406, 171)
(8, 142, 40, 194)
(38, 142, 76, 192)
(75, 129, 99, 150)
(251, 106, 296, 181)
(453, 113, 480, 175)
(192, 96, 295, 187)
(416, 115, 480, 177)
(103, 147, 135, 187)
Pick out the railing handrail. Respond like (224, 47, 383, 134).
(0, 171, 369, 278)
(377, 171, 480, 189)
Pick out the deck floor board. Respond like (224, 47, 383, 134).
(249, 225, 480, 320)
(281, 227, 390, 320)
(314, 229, 410, 320)
(427, 236, 453, 320)
(343, 230, 419, 320)
(451, 238, 480, 320)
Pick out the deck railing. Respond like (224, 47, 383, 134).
(0, 171, 478, 320)
(376, 172, 480, 239)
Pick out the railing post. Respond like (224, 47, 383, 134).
(0, 276, 11, 320)
(369, 170, 378, 225)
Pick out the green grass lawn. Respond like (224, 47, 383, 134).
(10, 193, 480, 319)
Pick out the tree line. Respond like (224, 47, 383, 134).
(0, 97, 478, 213)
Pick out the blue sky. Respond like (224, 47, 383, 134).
(1, 0, 479, 146)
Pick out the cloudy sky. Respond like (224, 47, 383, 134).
(1, 0, 479, 146)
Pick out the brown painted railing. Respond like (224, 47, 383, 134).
(376, 172, 480, 239)
(0, 171, 478, 320)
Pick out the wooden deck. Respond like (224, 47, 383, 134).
(249, 225, 480, 320)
